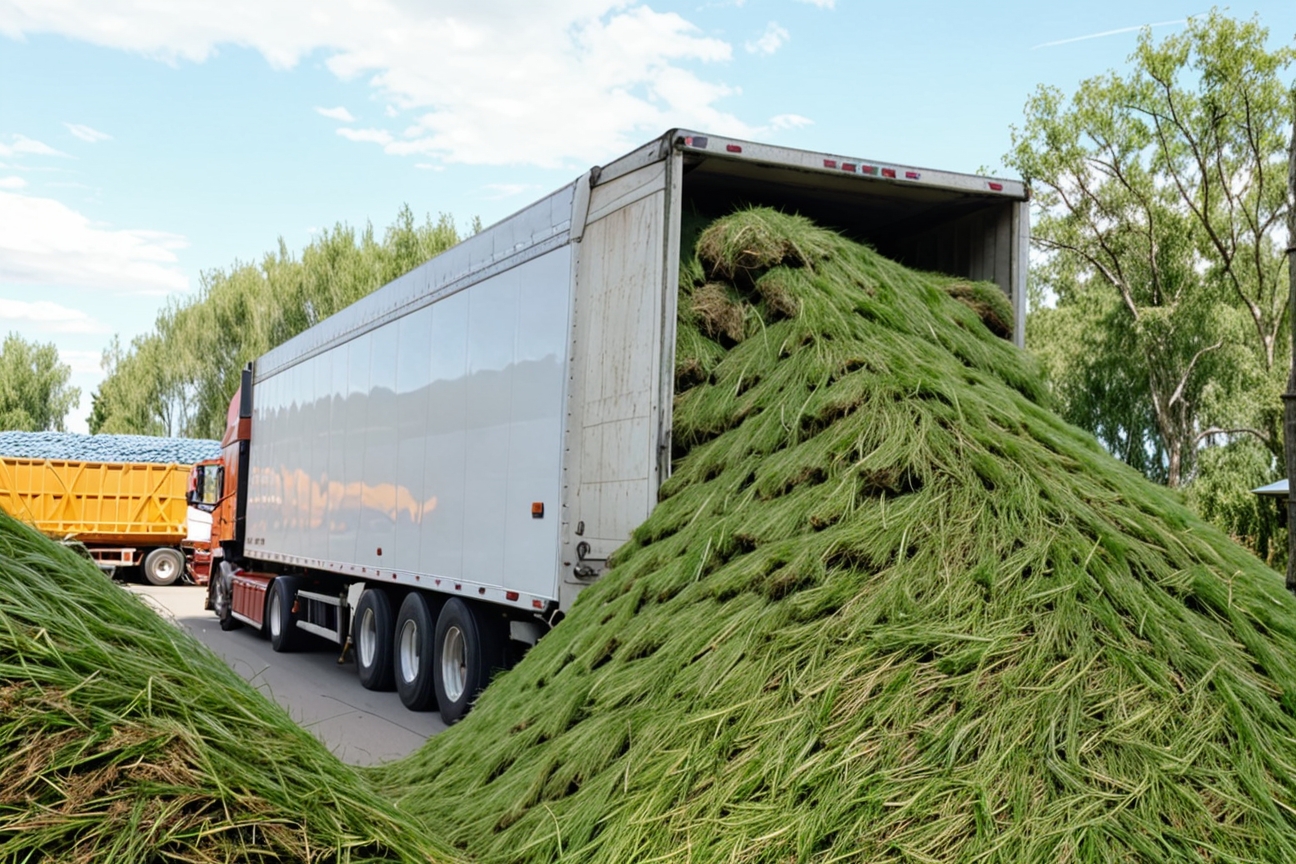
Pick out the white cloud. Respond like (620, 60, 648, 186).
(0, 191, 188, 295)
(315, 105, 355, 122)
(766, 113, 812, 131)
(0, 298, 107, 334)
(0, 1, 748, 167)
(746, 22, 788, 55)
(0, 134, 68, 158)
(0, 176, 26, 189)
(64, 123, 111, 142)
(58, 348, 105, 375)
(794, 0, 834, 7)
(337, 127, 394, 145)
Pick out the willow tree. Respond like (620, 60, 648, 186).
(0, 333, 80, 432)
(1007, 12, 1294, 500)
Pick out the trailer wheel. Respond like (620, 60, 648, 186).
(354, 589, 395, 691)
(266, 577, 300, 652)
(394, 592, 438, 711)
(143, 547, 184, 586)
(434, 598, 508, 725)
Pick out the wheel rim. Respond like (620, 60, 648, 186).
(269, 593, 282, 638)
(359, 607, 376, 668)
(441, 625, 466, 703)
(153, 556, 177, 582)
(399, 619, 420, 684)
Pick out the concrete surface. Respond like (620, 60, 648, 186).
(125, 582, 445, 766)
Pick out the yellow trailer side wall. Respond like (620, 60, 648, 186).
(0, 457, 190, 545)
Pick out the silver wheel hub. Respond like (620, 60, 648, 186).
(442, 625, 467, 703)
(359, 607, 377, 668)
(269, 593, 282, 637)
(399, 619, 420, 684)
(154, 557, 176, 580)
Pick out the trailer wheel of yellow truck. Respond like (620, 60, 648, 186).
(433, 598, 508, 725)
(143, 548, 184, 587)
(266, 577, 301, 652)
(354, 588, 395, 691)
(394, 592, 439, 711)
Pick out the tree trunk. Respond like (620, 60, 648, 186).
(1285, 110, 1296, 591)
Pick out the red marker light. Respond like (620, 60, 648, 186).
(988, 182, 1004, 191)
(881, 168, 897, 179)
(841, 163, 856, 172)
(861, 165, 878, 176)
(726, 144, 743, 153)
(532, 599, 544, 609)
(506, 590, 519, 601)
(823, 159, 837, 169)
(905, 171, 920, 180)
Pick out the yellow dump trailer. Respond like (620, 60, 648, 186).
(0, 432, 222, 585)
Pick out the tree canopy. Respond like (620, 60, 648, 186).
(0, 333, 80, 433)
(1005, 11, 1294, 559)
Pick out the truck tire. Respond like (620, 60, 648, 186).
(213, 564, 241, 631)
(143, 547, 185, 586)
(434, 598, 508, 725)
(265, 577, 301, 652)
(394, 592, 438, 711)
(354, 588, 395, 691)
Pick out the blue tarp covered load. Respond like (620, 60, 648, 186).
(0, 432, 221, 465)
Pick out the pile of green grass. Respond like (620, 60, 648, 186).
(378, 208, 1296, 862)
(0, 512, 457, 863)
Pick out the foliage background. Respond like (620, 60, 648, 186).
(1007, 13, 1295, 566)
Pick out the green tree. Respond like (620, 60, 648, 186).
(1006, 12, 1294, 502)
(0, 332, 81, 432)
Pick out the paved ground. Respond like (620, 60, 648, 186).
(125, 582, 445, 766)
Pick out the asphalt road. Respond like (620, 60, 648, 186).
(125, 582, 446, 766)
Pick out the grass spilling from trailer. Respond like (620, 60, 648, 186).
(0, 512, 458, 864)
(377, 208, 1296, 862)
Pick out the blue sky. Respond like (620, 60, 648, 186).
(1, 0, 1293, 433)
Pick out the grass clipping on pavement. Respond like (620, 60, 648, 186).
(0, 513, 458, 864)
(377, 208, 1296, 862)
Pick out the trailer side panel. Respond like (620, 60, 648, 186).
(245, 244, 574, 611)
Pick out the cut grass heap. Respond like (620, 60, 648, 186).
(0, 513, 458, 864)
(378, 208, 1296, 862)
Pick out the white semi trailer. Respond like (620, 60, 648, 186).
(201, 129, 1030, 724)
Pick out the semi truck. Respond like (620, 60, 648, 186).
(0, 432, 221, 584)
(197, 129, 1030, 724)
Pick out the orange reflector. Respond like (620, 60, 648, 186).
(532, 501, 544, 518)
(506, 590, 519, 601)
